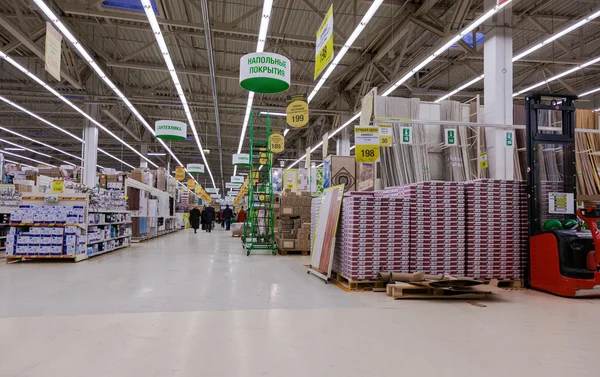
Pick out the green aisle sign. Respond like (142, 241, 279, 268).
(445, 129, 457, 146)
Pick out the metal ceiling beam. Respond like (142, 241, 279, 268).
(105, 61, 328, 88)
(0, 14, 83, 90)
(200, 0, 225, 192)
(59, 3, 364, 49)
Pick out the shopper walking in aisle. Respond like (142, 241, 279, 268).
(189, 206, 201, 234)
(220, 208, 226, 228)
(203, 205, 216, 233)
(223, 205, 233, 231)
(237, 206, 247, 223)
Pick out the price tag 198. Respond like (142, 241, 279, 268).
(355, 126, 380, 163)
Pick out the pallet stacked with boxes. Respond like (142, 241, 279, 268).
(465, 180, 528, 279)
(275, 191, 312, 255)
(333, 192, 411, 281)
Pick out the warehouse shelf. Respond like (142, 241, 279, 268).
(86, 243, 131, 259)
(87, 234, 132, 245)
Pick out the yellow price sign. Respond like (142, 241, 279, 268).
(259, 152, 268, 165)
(479, 152, 488, 169)
(314, 5, 334, 79)
(175, 166, 185, 181)
(51, 180, 64, 193)
(354, 127, 380, 163)
(378, 123, 393, 147)
(269, 133, 285, 153)
(187, 178, 195, 190)
(286, 94, 309, 128)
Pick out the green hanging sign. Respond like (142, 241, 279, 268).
(155, 120, 187, 140)
(239, 52, 291, 94)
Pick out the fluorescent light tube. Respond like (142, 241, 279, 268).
(148, 153, 167, 156)
(259, 111, 287, 117)
(0, 149, 55, 167)
(4, 147, 25, 151)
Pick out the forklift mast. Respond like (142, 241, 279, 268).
(525, 92, 578, 237)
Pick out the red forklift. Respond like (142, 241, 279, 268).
(526, 93, 600, 297)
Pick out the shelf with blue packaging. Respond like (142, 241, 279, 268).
(87, 234, 132, 245)
(9, 223, 87, 229)
(86, 243, 130, 259)
(88, 221, 132, 227)
(6, 253, 88, 262)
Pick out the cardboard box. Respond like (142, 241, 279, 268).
(277, 237, 296, 250)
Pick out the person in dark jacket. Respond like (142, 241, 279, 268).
(223, 205, 233, 230)
(203, 205, 216, 233)
(189, 206, 201, 233)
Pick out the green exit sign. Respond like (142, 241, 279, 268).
(505, 131, 514, 147)
(401, 127, 412, 144)
(445, 129, 457, 146)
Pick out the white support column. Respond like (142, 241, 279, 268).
(483, 0, 513, 180)
(140, 144, 148, 168)
(336, 124, 351, 156)
(82, 104, 99, 187)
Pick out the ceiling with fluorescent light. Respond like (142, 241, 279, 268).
(0, 0, 599, 182)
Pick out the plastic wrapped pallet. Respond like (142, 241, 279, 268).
(334, 192, 411, 281)
(465, 180, 527, 280)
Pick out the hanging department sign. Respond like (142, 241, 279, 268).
(155, 120, 187, 140)
(286, 94, 309, 128)
(231, 176, 244, 184)
(206, 188, 219, 194)
(232, 153, 250, 166)
(354, 127, 380, 163)
(226, 183, 242, 189)
(187, 163, 204, 173)
(45, 22, 62, 81)
(314, 4, 334, 79)
(187, 178, 195, 190)
(269, 133, 285, 153)
(239, 52, 290, 93)
(378, 124, 393, 147)
(445, 129, 457, 146)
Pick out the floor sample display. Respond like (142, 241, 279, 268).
(333, 192, 410, 280)
(465, 180, 527, 279)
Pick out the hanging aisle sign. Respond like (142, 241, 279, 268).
(231, 176, 244, 184)
(354, 127, 380, 163)
(232, 153, 250, 166)
(269, 133, 285, 153)
(314, 4, 334, 79)
(445, 129, 457, 146)
(239, 52, 291, 93)
(187, 163, 204, 173)
(226, 183, 242, 189)
(187, 178, 195, 190)
(155, 120, 187, 140)
(378, 123, 393, 147)
(175, 166, 185, 181)
(206, 188, 219, 194)
(45, 22, 62, 81)
(286, 94, 309, 128)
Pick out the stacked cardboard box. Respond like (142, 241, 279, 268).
(275, 191, 313, 252)
(465, 180, 527, 279)
(396, 182, 466, 275)
(334, 192, 411, 281)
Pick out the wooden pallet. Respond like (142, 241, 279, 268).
(332, 271, 384, 291)
(478, 278, 524, 289)
(387, 282, 490, 300)
(277, 248, 309, 256)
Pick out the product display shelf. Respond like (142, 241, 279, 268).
(6, 194, 89, 262)
(0, 206, 15, 259)
(131, 227, 181, 243)
(86, 209, 132, 258)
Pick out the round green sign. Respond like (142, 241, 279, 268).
(240, 52, 291, 94)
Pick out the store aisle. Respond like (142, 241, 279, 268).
(1, 228, 599, 377)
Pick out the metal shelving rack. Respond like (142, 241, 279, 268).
(243, 113, 276, 255)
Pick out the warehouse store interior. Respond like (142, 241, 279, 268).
(1, 0, 600, 376)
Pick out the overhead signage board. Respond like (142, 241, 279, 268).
(354, 126, 380, 163)
(314, 4, 334, 79)
(187, 178, 195, 190)
(231, 176, 244, 184)
(239, 52, 291, 93)
(155, 120, 187, 140)
(187, 163, 204, 173)
(286, 94, 309, 128)
(45, 22, 62, 81)
(226, 182, 242, 189)
(206, 188, 219, 194)
(232, 153, 250, 166)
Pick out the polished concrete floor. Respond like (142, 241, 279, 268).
(1, 227, 599, 377)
